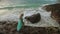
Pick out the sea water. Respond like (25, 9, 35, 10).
(0, 0, 59, 27)
(0, 0, 57, 21)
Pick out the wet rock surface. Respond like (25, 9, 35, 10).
(51, 9, 60, 24)
(25, 13, 41, 23)
(42, 3, 60, 24)
(42, 3, 60, 12)
(0, 21, 60, 34)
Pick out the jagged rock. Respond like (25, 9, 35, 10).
(42, 3, 60, 12)
(0, 21, 60, 34)
(51, 9, 60, 24)
(42, 3, 60, 24)
(25, 13, 41, 23)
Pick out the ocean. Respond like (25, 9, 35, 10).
(0, 0, 60, 27)
(0, 0, 57, 21)
(0, 0, 57, 8)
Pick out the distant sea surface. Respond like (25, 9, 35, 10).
(0, 0, 57, 8)
(0, 0, 57, 21)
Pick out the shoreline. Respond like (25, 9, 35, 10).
(0, 21, 60, 34)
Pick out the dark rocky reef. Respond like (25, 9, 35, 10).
(51, 9, 60, 24)
(25, 13, 41, 23)
(42, 3, 60, 12)
(0, 21, 60, 34)
(42, 3, 60, 24)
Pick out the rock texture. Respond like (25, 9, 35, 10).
(25, 13, 41, 23)
(42, 3, 60, 12)
(42, 3, 60, 24)
(0, 21, 60, 34)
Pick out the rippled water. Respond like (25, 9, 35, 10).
(0, 0, 60, 27)
(0, 0, 57, 8)
(0, 0, 57, 21)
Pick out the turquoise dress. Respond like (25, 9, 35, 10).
(17, 19, 22, 31)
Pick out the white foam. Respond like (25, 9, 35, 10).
(23, 7, 59, 27)
(0, 7, 59, 27)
